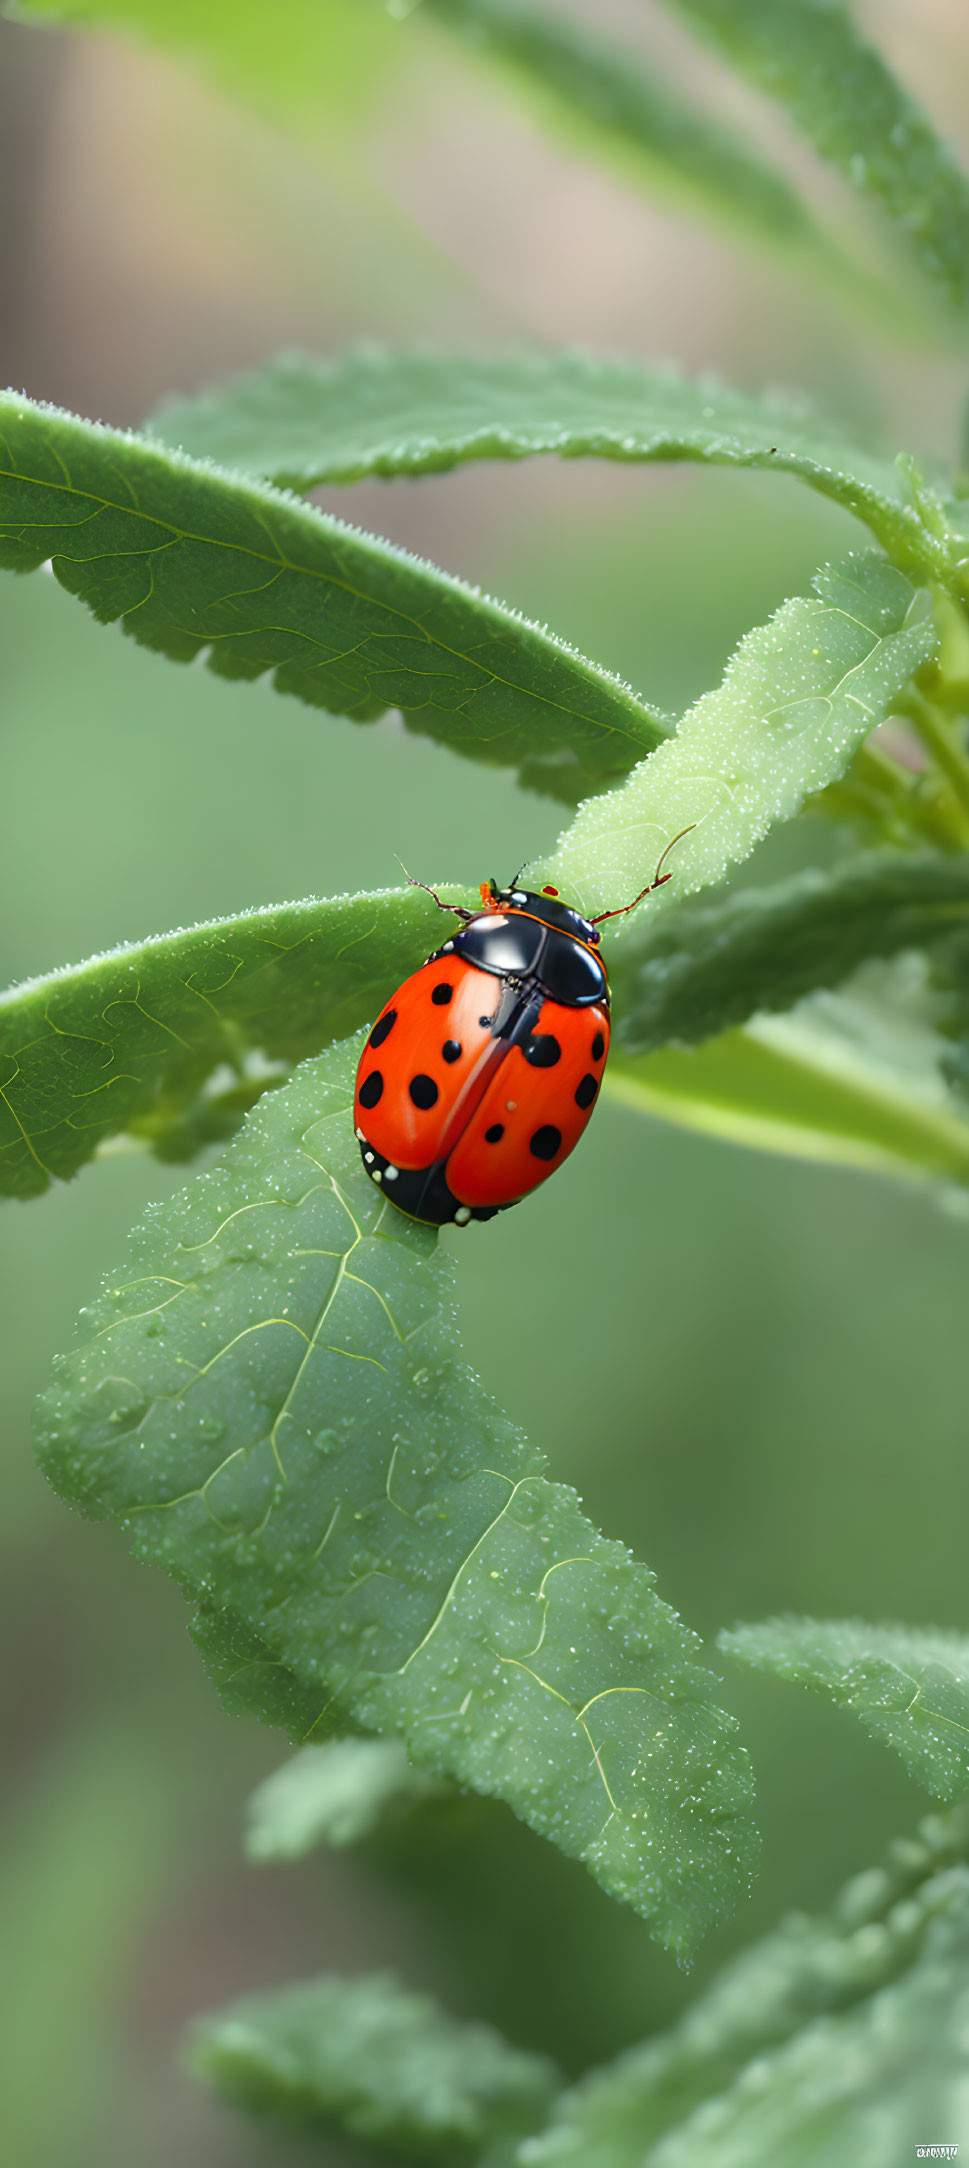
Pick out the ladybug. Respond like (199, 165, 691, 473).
(354, 842, 688, 1226)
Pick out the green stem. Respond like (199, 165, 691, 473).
(856, 740, 969, 851)
(902, 686, 969, 830)
(607, 1025, 969, 1188)
(814, 740, 969, 853)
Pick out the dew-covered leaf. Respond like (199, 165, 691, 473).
(539, 556, 937, 919)
(520, 1800, 969, 2168)
(10, 868, 969, 1212)
(34, 1034, 757, 1956)
(147, 350, 948, 581)
(609, 851, 969, 1055)
(0, 390, 665, 806)
(637, 1876, 969, 2168)
(9, 862, 969, 1214)
(0, 885, 462, 1201)
(190, 1969, 560, 2161)
(245, 1738, 444, 1861)
(660, 0, 969, 312)
(722, 1619, 969, 1803)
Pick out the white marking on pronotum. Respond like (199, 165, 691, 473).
(364, 1151, 374, 1163)
(454, 1206, 471, 1225)
(372, 1169, 383, 1183)
(384, 1166, 399, 1181)
(355, 1126, 366, 1141)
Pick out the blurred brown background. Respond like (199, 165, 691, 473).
(2, 3, 969, 2162)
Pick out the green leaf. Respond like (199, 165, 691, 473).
(10, 870, 969, 1212)
(722, 1618, 969, 1802)
(34, 1033, 757, 1957)
(4, 0, 396, 137)
(609, 851, 969, 1055)
(635, 1876, 969, 2168)
(418, 0, 833, 259)
(245, 1738, 444, 1860)
(190, 1969, 560, 2161)
(0, 1, 486, 337)
(0, 390, 665, 807)
(0, 885, 458, 1201)
(659, 0, 969, 311)
(521, 1799, 969, 2168)
(604, 1031, 969, 1186)
(540, 556, 938, 919)
(606, 958, 969, 1190)
(6, 0, 842, 274)
(10, 869, 969, 1213)
(147, 350, 948, 581)
(14, 0, 968, 331)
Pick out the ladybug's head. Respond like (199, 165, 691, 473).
(486, 879, 601, 948)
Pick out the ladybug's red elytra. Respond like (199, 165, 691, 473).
(354, 844, 690, 1227)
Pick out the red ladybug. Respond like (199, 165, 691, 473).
(354, 851, 683, 1226)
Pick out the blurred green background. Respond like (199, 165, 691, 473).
(3, 4, 969, 2162)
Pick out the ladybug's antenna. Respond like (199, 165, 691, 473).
(396, 859, 475, 920)
(589, 825, 697, 927)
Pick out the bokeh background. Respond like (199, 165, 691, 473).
(2, 3, 969, 2162)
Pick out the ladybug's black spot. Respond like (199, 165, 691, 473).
(523, 1032, 561, 1068)
(359, 1070, 384, 1109)
(431, 982, 453, 1005)
(442, 1039, 462, 1064)
(368, 1008, 396, 1050)
(575, 1073, 598, 1110)
(530, 1124, 562, 1161)
(485, 1123, 504, 1144)
(409, 1074, 439, 1110)
(592, 1031, 605, 1061)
